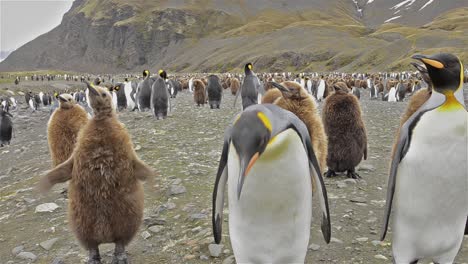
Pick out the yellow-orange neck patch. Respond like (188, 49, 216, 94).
(439, 92, 464, 112)
(257, 112, 272, 132)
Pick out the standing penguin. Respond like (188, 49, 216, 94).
(39, 82, 154, 264)
(387, 86, 397, 102)
(235, 63, 262, 110)
(352, 87, 361, 99)
(108, 86, 118, 111)
(317, 76, 326, 101)
(137, 70, 153, 111)
(206, 75, 223, 109)
(396, 82, 406, 102)
(151, 76, 170, 120)
(381, 53, 467, 264)
(229, 78, 240, 96)
(47, 93, 89, 167)
(193, 79, 206, 106)
(212, 104, 331, 263)
(322, 82, 367, 179)
(0, 107, 13, 147)
(113, 83, 127, 111)
(124, 79, 136, 111)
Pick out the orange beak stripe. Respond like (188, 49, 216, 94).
(245, 152, 259, 177)
(421, 58, 444, 69)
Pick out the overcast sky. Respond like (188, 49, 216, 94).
(0, 0, 73, 51)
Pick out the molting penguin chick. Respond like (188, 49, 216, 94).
(381, 53, 467, 263)
(229, 78, 240, 96)
(39, 82, 154, 264)
(322, 82, 367, 179)
(47, 93, 89, 167)
(212, 104, 331, 263)
(264, 81, 328, 171)
(206, 75, 223, 109)
(0, 107, 13, 147)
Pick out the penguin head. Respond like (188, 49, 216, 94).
(94, 77, 102, 85)
(231, 110, 272, 199)
(412, 53, 463, 92)
(159, 69, 167, 79)
(269, 81, 308, 100)
(244, 63, 253, 75)
(85, 81, 113, 115)
(143, 70, 149, 78)
(57, 93, 76, 109)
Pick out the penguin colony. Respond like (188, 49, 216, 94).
(0, 52, 463, 263)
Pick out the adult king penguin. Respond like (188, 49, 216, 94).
(212, 104, 331, 263)
(381, 53, 467, 264)
(235, 63, 263, 110)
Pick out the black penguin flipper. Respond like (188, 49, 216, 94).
(212, 128, 231, 244)
(380, 92, 445, 241)
(287, 122, 331, 244)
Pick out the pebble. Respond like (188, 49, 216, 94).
(374, 254, 388, 260)
(356, 237, 368, 242)
(337, 181, 347, 188)
(168, 185, 186, 195)
(222, 255, 235, 264)
(366, 217, 378, 223)
(51, 257, 65, 264)
(17, 251, 37, 261)
(190, 213, 207, 220)
(371, 240, 382, 246)
(200, 255, 209, 260)
(184, 254, 196, 260)
(208, 243, 224, 257)
(330, 237, 343, 244)
(344, 179, 357, 184)
(148, 225, 163, 234)
(308, 243, 320, 251)
(141, 231, 151, 239)
(350, 197, 367, 204)
(35, 203, 59, 213)
(165, 202, 176, 210)
(12, 245, 24, 255)
(358, 164, 375, 172)
(40, 238, 59, 250)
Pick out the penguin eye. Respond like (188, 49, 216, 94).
(102, 93, 106, 97)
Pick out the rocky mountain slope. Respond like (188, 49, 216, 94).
(0, 0, 467, 73)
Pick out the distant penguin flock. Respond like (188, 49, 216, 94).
(0, 52, 464, 264)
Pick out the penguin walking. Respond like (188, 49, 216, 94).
(381, 53, 467, 264)
(47, 94, 89, 167)
(322, 82, 367, 179)
(235, 63, 262, 110)
(0, 107, 13, 147)
(137, 70, 153, 111)
(212, 104, 331, 263)
(151, 75, 170, 120)
(206, 75, 223, 109)
(39, 82, 154, 264)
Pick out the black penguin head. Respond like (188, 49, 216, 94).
(143, 70, 149, 78)
(94, 77, 102, 85)
(231, 110, 272, 199)
(57, 93, 75, 109)
(159, 69, 167, 79)
(244, 63, 253, 75)
(412, 53, 462, 92)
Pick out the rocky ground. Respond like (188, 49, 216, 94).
(0, 80, 467, 264)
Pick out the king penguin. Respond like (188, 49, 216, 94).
(381, 53, 467, 264)
(235, 63, 262, 110)
(212, 104, 331, 263)
(137, 70, 153, 111)
(124, 78, 136, 111)
(0, 107, 13, 147)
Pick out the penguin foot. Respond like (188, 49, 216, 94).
(87, 248, 101, 264)
(347, 170, 362, 179)
(324, 170, 337, 178)
(111, 253, 129, 264)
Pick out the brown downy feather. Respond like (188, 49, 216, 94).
(230, 78, 240, 95)
(322, 82, 367, 172)
(39, 85, 154, 250)
(261, 88, 282, 104)
(47, 94, 88, 167)
(264, 81, 328, 173)
(193, 79, 206, 105)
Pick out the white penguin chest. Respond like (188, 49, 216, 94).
(227, 129, 312, 263)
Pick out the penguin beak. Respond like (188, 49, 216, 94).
(58, 95, 67, 102)
(86, 82, 99, 96)
(412, 54, 445, 69)
(237, 152, 260, 200)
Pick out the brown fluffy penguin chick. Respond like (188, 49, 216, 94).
(261, 88, 282, 104)
(266, 81, 328, 172)
(229, 78, 240, 95)
(193, 79, 206, 106)
(47, 93, 88, 167)
(39, 83, 154, 264)
(322, 82, 367, 179)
